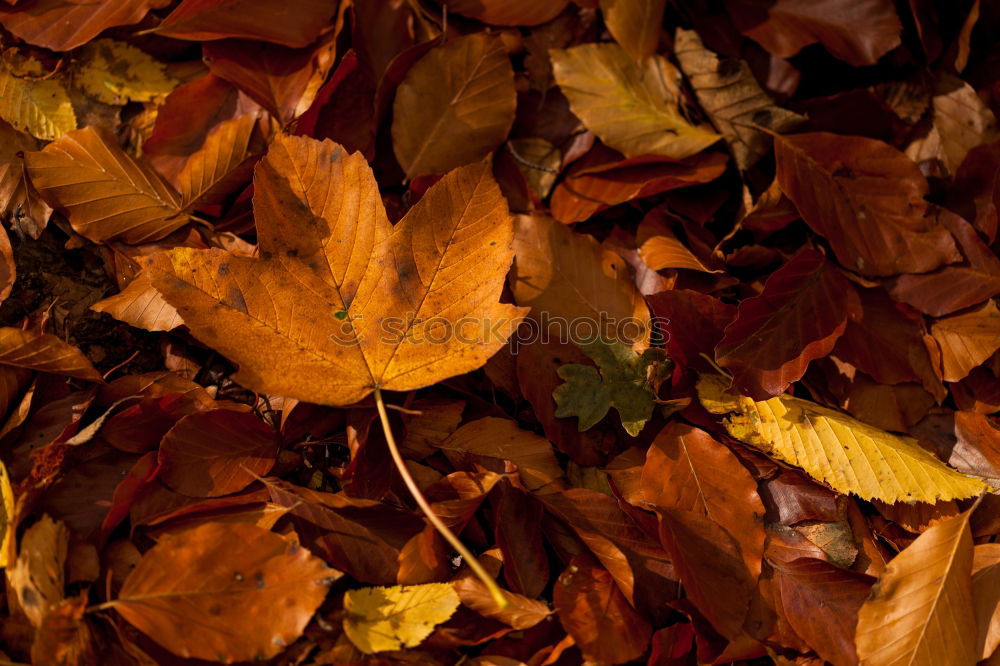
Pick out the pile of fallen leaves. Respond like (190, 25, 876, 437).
(0, 0, 999, 664)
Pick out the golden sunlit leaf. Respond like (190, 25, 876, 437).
(855, 510, 977, 666)
(24, 127, 188, 244)
(550, 43, 720, 160)
(343, 582, 461, 654)
(73, 39, 177, 105)
(697, 373, 988, 502)
(91, 272, 184, 332)
(146, 134, 526, 406)
(0, 59, 76, 140)
(0, 327, 103, 381)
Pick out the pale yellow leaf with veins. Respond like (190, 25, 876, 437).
(697, 373, 988, 503)
(343, 583, 460, 654)
(550, 43, 720, 160)
(0, 60, 76, 140)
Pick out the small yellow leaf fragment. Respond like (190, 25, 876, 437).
(0, 59, 76, 140)
(343, 582, 461, 654)
(74, 39, 177, 105)
(696, 373, 988, 503)
(0, 459, 13, 568)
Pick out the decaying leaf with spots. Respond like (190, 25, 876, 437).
(110, 522, 337, 662)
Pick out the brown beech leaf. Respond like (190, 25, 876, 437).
(725, 0, 902, 66)
(24, 127, 189, 244)
(648, 289, 736, 377)
(657, 508, 754, 640)
(834, 286, 943, 390)
(641, 423, 765, 579)
(774, 132, 961, 276)
(550, 146, 728, 224)
(146, 134, 526, 406)
(553, 555, 652, 664)
(973, 544, 1000, 660)
(151, 0, 337, 47)
(113, 522, 336, 662)
(550, 43, 721, 160)
(175, 113, 258, 210)
(203, 36, 336, 124)
(0, 0, 170, 52)
(855, 509, 977, 666)
(392, 33, 516, 178)
(770, 557, 874, 666)
(442, 0, 570, 25)
(157, 409, 278, 498)
(510, 214, 650, 346)
(715, 249, 861, 398)
(0, 328, 102, 382)
(673, 28, 805, 170)
(886, 212, 1000, 317)
(929, 300, 1000, 382)
(600, 0, 667, 63)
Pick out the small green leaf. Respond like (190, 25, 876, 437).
(552, 338, 669, 436)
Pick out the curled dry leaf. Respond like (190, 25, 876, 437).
(550, 43, 721, 160)
(113, 522, 337, 662)
(600, 0, 667, 63)
(0, 0, 170, 52)
(24, 127, 189, 244)
(151, 0, 337, 47)
(0, 328, 103, 382)
(697, 374, 988, 502)
(929, 300, 1000, 383)
(855, 510, 977, 666)
(392, 33, 517, 178)
(674, 28, 805, 170)
(8, 515, 69, 628)
(91, 272, 184, 333)
(343, 582, 461, 654)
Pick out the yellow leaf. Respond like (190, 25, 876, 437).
(343, 582, 461, 654)
(0, 460, 12, 569)
(855, 509, 977, 666)
(696, 374, 988, 503)
(550, 43, 720, 160)
(74, 39, 177, 106)
(0, 60, 76, 140)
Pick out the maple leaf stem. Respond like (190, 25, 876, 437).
(373, 387, 509, 609)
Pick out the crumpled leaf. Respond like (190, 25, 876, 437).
(0, 58, 76, 140)
(553, 338, 669, 436)
(113, 522, 336, 662)
(673, 28, 805, 169)
(73, 39, 177, 105)
(855, 509, 977, 666)
(550, 43, 720, 160)
(697, 373, 988, 503)
(343, 582, 461, 654)
(146, 134, 526, 406)
(392, 33, 516, 178)
(8, 515, 68, 628)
